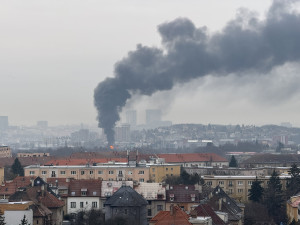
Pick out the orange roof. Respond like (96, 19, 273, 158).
(0, 176, 35, 196)
(150, 206, 191, 225)
(45, 157, 127, 166)
(157, 153, 227, 163)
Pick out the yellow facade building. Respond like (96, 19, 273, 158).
(149, 164, 181, 183)
(203, 175, 289, 203)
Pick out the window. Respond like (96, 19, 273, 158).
(229, 181, 233, 187)
(42, 171, 47, 175)
(218, 181, 224, 185)
(207, 181, 212, 186)
(93, 191, 97, 196)
(229, 189, 233, 194)
(108, 178, 114, 181)
(248, 181, 253, 185)
(139, 178, 144, 182)
(119, 171, 123, 175)
(171, 168, 173, 171)
(29, 171, 35, 175)
(157, 205, 163, 211)
(138, 170, 144, 174)
(238, 181, 243, 186)
(148, 209, 151, 216)
(166, 168, 168, 171)
(81, 171, 85, 175)
(80, 202, 84, 208)
(238, 189, 243, 193)
(98, 170, 103, 174)
(81, 191, 87, 196)
(71, 202, 76, 208)
(92, 202, 98, 208)
(71, 171, 76, 175)
(60, 171, 66, 175)
(51, 171, 56, 177)
(109, 171, 114, 174)
(90, 171, 94, 175)
(152, 168, 155, 172)
(71, 192, 75, 196)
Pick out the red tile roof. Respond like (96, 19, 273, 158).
(68, 179, 102, 197)
(150, 206, 192, 225)
(166, 185, 200, 203)
(193, 204, 225, 225)
(157, 153, 227, 163)
(45, 158, 127, 166)
(0, 176, 35, 196)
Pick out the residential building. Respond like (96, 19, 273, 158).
(24, 164, 150, 182)
(0, 145, 12, 158)
(0, 199, 33, 225)
(206, 186, 243, 225)
(202, 175, 289, 202)
(134, 182, 166, 219)
(66, 179, 102, 215)
(0, 176, 35, 199)
(0, 167, 4, 184)
(101, 180, 133, 201)
(191, 204, 226, 225)
(157, 153, 228, 168)
(104, 185, 148, 225)
(149, 205, 192, 225)
(240, 154, 300, 168)
(165, 184, 201, 213)
(149, 164, 181, 183)
(126, 110, 137, 127)
(17, 152, 50, 158)
(9, 177, 65, 225)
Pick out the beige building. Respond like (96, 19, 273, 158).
(149, 164, 181, 183)
(25, 163, 150, 183)
(17, 152, 50, 158)
(202, 175, 289, 203)
(0, 146, 12, 158)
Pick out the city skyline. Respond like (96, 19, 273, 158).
(2, 0, 300, 127)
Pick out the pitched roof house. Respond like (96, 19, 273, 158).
(104, 185, 148, 225)
(150, 205, 192, 225)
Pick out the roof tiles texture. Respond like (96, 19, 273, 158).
(157, 153, 227, 163)
(150, 206, 191, 225)
(0, 176, 34, 196)
(193, 204, 225, 225)
(68, 179, 102, 197)
(166, 185, 200, 203)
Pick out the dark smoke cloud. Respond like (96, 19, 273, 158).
(94, 0, 300, 145)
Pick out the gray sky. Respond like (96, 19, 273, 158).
(3, 0, 300, 127)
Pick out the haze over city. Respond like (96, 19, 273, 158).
(1, 0, 300, 128)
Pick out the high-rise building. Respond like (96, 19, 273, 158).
(126, 110, 137, 126)
(146, 109, 161, 125)
(37, 121, 48, 128)
(115, 124, 131, 142)
(0, 116, 8, 131)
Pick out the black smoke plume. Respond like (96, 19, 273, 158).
(94, 0, 300, 145)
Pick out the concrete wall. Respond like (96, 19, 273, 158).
(4, 209, 33, 225)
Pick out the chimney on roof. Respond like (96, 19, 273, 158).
(219, 198, 222, 211)
(170, 204, 174, 216)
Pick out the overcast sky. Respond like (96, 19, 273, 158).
(2, 0, 300, 127)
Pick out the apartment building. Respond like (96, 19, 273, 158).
(24, 164, 150, 183)
(149, 164, 181, 183)
(17, 152, 50, 158)
(202, 175, 289, 202)
(0, 145, 12, 158)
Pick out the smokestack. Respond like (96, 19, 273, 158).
(94, 0, 300, 144)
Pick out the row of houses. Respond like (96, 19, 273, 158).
(0, 175, 245, 225)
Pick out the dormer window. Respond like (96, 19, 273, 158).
(81, 188, 87, 196)
(191, 194, 196, 201)
(169, 193, 174, 201)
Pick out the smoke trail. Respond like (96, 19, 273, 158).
(94, 0, 300, 145)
